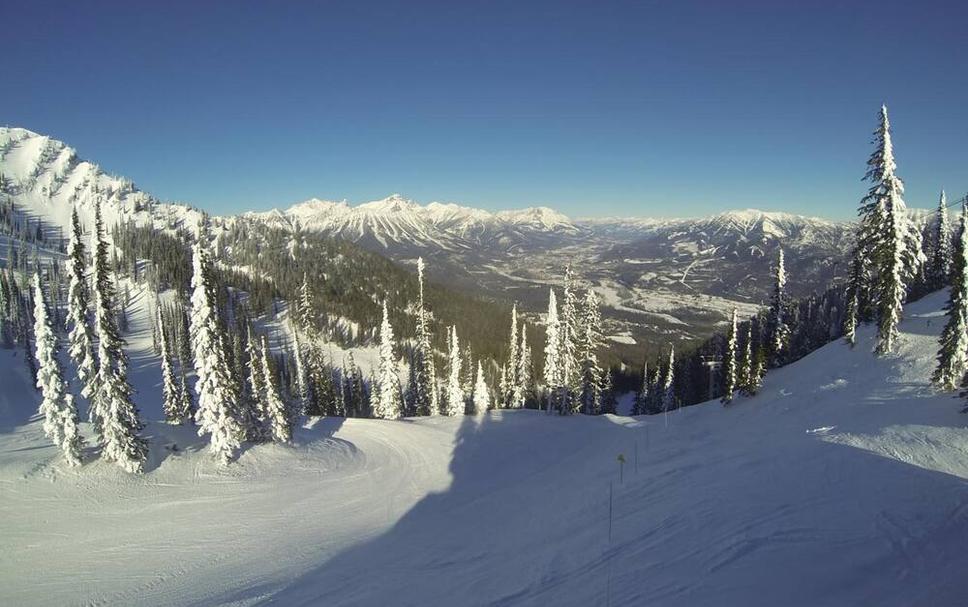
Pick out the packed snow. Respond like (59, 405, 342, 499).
(2, 290, 968, 605)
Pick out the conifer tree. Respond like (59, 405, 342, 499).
(444, 326, 465, 416)
(661, 345, 676, 412)
(721, 309, 738, 405)
(932, 190, 952, 288)
(558, 266, 580, 412)
(767, 249, 789, 365)
(343, 353, 366, 418)
(64, 205, 97, 416)
(297, 273, 315, 334)
(190, 219, 244, 464)
(632, 361, 649, 416)
(32, 273, 84, 466)
(261, 336, 292, 443)
(412, 258, 438, 416)
(542, 288, 562, 412)
(290, 329, 309, 418)
(862, 106, 923, 354)
(749, 345, 766, 395)
(159, 308, 191, 424)
(738, 324, 754, 396)
(933, 205, 968, 390)
(600, 369, 617, 415)
(472, 361, 490, 415)
(577, 289, 603, 415)
(91, 200, 147, 472)
(374, 301, 403, 419)
(513, 324, 532, 408)
(244, 329, 268, 441)
(504, 304, 519, 407)
(842, 252, 864, 346)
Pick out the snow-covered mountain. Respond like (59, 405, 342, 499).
(0, 125, 859, 358)
(599, 208, 854, 301)
(0, 126, 203, 238)
(246, 194, 584, 253)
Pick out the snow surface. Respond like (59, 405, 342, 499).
(3, 291, 968, 605)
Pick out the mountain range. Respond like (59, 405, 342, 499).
(0, 126, 861, 358)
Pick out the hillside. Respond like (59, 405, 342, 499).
(2, 290, 966, 606)
(1, 125, 868, 362)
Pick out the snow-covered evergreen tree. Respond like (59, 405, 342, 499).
(513, 324, 532, 408)
(413, 258, 439, 416)
(600, 369, 617, 415)
(261, 336, 292, 443)
(738, 324, 754, 396)
(842, 251, 864, 346)
(504, 304, 519, 407)
(632, 361, 649, 415)
(159, 308, 191, 424)
(64, 205, 97, 418)
(933, 204, 968, 390)
(343, 353, 366, 418)
(576, 289, 603, 415)
(32, 273, 84, 466)
(721, 309, 738, 405)
(861, 106, 923, 355)
(297, 273, 315, 334)
(661, 345, 676, 412)
(558, 266, 580, 412)
(244, 328, 268, 441)
(542, 288, 562, 412)
(190, 219, 244, 464)
(931, 190, 952, 288)
(91, 200, 147, 472)
(472, 361, 490, 415)
(444, 326, 465, 416)
(749, 345, 766, 395)
(767, 249, 789, 365)
(290, 329, 308, 415)
(373, 300, 403, 419)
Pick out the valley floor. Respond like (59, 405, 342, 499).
(2, 291, 968, 606)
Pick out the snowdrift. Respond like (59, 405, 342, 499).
(2, 290, 968, 606)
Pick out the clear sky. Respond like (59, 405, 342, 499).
(3, 1, 966, 219)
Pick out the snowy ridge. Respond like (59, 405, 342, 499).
(245, 194, 584, 252)
(2, 291, 968, 605)
(0, 127, 204, 239)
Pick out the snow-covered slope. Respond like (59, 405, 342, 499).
(0, 127, 204, 239)
(2, 290, 967, 606)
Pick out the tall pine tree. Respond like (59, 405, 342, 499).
(542, 288, 562, 412)
(159, 308, 191, 424)
(65, 205, 98, 420)
(190, 219, 245, 463)
(933, 204, 968, 391)
(33, 273, 84, 466)
(721, 309, 738, 405)
(767, 249, 789, 365)
(373, 300, 403, 419)
(413, 258, 438, 416)
(91, 200, 147, 472)
(472, 361, 490, 415)
(444, 326, 465, 416)
(931, 190, 952, 288)
(261, 336, 292, 443)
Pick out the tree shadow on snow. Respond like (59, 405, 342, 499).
(208, 410, 631, 607)
(199, 406, 968, 607)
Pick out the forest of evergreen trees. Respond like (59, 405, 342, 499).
(1, 104, 966, 470)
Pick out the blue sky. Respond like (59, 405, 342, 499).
(3, 1, 966, 219)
